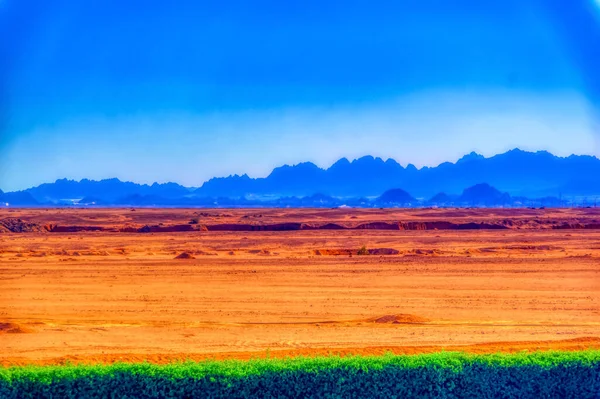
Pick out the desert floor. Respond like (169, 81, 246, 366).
(1, 208, 599, 365)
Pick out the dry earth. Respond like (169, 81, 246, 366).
(1, 208, 599, 366)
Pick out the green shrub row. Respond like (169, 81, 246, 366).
(1, 351, 599, 398)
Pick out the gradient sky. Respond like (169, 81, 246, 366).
(1, 0, 600, 191)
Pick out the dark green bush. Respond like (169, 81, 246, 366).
(1, 351, 599, 398)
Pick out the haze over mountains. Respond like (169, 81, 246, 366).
(197, 148, 600, 198)
(2, 149, 600, 207)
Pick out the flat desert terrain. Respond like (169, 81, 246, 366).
(1, 208, 599, 365)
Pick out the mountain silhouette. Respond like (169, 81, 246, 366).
(24, 178, 192, 203)
(376, 188, 415, 205)
(6, 148, 600, 206)
(193, 149, 600, 198)
(427, 192, 456, 205)
(0, 190, 39, 206)
(457, 183, 511, 206)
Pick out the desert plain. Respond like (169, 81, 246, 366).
(1, 207, 599, 366)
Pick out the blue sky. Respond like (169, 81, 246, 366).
(1, 0, 600, 191)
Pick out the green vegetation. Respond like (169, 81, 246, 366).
(1, 350, 599, 398)
(357, 245, 369, 255)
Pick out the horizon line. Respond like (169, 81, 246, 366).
(5, 147, 599, 193)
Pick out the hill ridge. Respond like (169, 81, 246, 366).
(4, 148, 600, 205)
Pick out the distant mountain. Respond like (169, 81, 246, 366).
(457, 183, 511, 206)
(269, 194, 342, 207)
(0, 182, 573, 208)
(456, 151, 485, 163)
(376, 188, 415, 205)
(116, 194, 222, 206)
(0, 191, 39, 206)
(427, 192, 456, 205)
(558, 180, 600, 196)
(197, 155, 417, 197)
(78, 196, 110, 206)
(6, 149, 600, 207)
(24, 178, 192, 203)
(198, 174, 256, 197)
(193, 149, 600, 198)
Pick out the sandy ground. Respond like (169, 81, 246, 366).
(1, 208, 599, 366)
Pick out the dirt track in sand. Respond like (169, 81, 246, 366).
(1, 208, 599, 366)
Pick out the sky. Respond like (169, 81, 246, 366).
(1, 0, 600, 191)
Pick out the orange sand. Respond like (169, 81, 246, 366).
(1, 208, 599, 366)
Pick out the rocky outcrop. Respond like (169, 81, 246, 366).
(137, 224, 196, 233)
(314, 247, 399, 256)
(0, 218, 47, 233)
(174, 252, 195, 259)
(4, 218, 600, 234)
(49, 225, 108, 232)
(356, 222, 400, 230)
(367, 248, 400, 255)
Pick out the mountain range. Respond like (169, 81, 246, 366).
(195, 149, 600, 198)
(1, 149, 599, 207)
